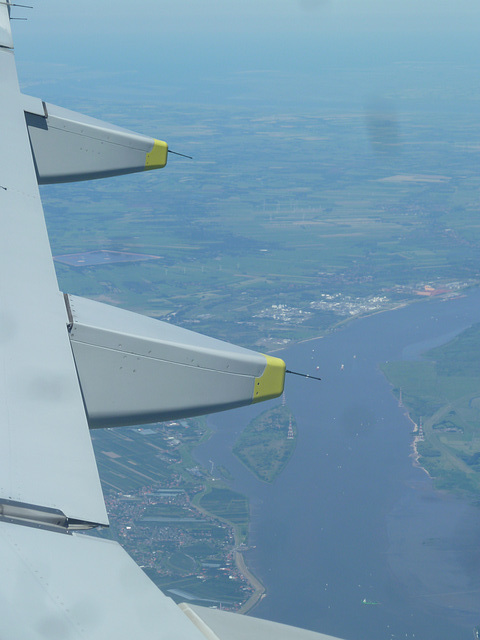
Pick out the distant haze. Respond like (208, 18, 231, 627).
(9, 1, 478, 130)
(21, 0, 480, 35)
(14, 0, 480, 57)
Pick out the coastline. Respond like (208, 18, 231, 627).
(272, 300, 413, 354)
(235, 546, 266, 614)
(270, 287, 479, 355)
(192, 495, 266, 613)
(404, 411, 432, 479)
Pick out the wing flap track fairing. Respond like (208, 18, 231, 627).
(23, 94, 167, 183)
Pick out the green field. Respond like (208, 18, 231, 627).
(152, 572, 250, 608)
(199, 488, 250, 542)
(382, 323, 480, 498)
(233, 405, 297, 483)
(90, 422, 209, 492)
(41, 95, 480, 351)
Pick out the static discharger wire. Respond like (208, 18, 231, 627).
(168, 149, 193, 159)
(286, 369, 322, 381)
(1, 2, 34, 7)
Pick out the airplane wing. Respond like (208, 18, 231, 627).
(0, 5, 344, 639)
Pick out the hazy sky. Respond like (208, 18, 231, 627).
(11, 1, 480, 114)
(15, 0, 480, 37)
(14, 1, 480, 54)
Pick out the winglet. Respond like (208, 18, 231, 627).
(145, 139, 168, 170)
(253, 355, 286, 403)
(24, 97, 170, 184)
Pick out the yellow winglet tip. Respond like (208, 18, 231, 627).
(145, 139, 168, 170)
(253, 355, 286, 404)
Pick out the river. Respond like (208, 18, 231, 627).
(195, 291, 480, 640)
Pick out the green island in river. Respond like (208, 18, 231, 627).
(233, 405, 297, 483)
(382, 322, 480, 499)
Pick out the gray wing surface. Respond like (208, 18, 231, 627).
(0, 520, 207, 640)
(24, 96, 168, 183)
(0, 4, 106, 526)
(182, 605, 344, 640)
(66, 294, 285, 427)
(0, 6, 344, 639)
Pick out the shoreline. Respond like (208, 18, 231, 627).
(403, 411, 433, 479)
(192, 495, 266, 613)
(234, 545, 266, 614)
(271, 290, 474, 355)
(271, 300, 414, 354)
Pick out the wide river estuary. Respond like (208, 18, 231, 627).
(196, 290, 480, 640)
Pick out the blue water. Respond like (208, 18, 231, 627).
(195, 292, 480, 640)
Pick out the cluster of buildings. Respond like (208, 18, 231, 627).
(309, 293, 389, 316)
(103, 484, 253, 610)
(253, 280, 474, 330)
